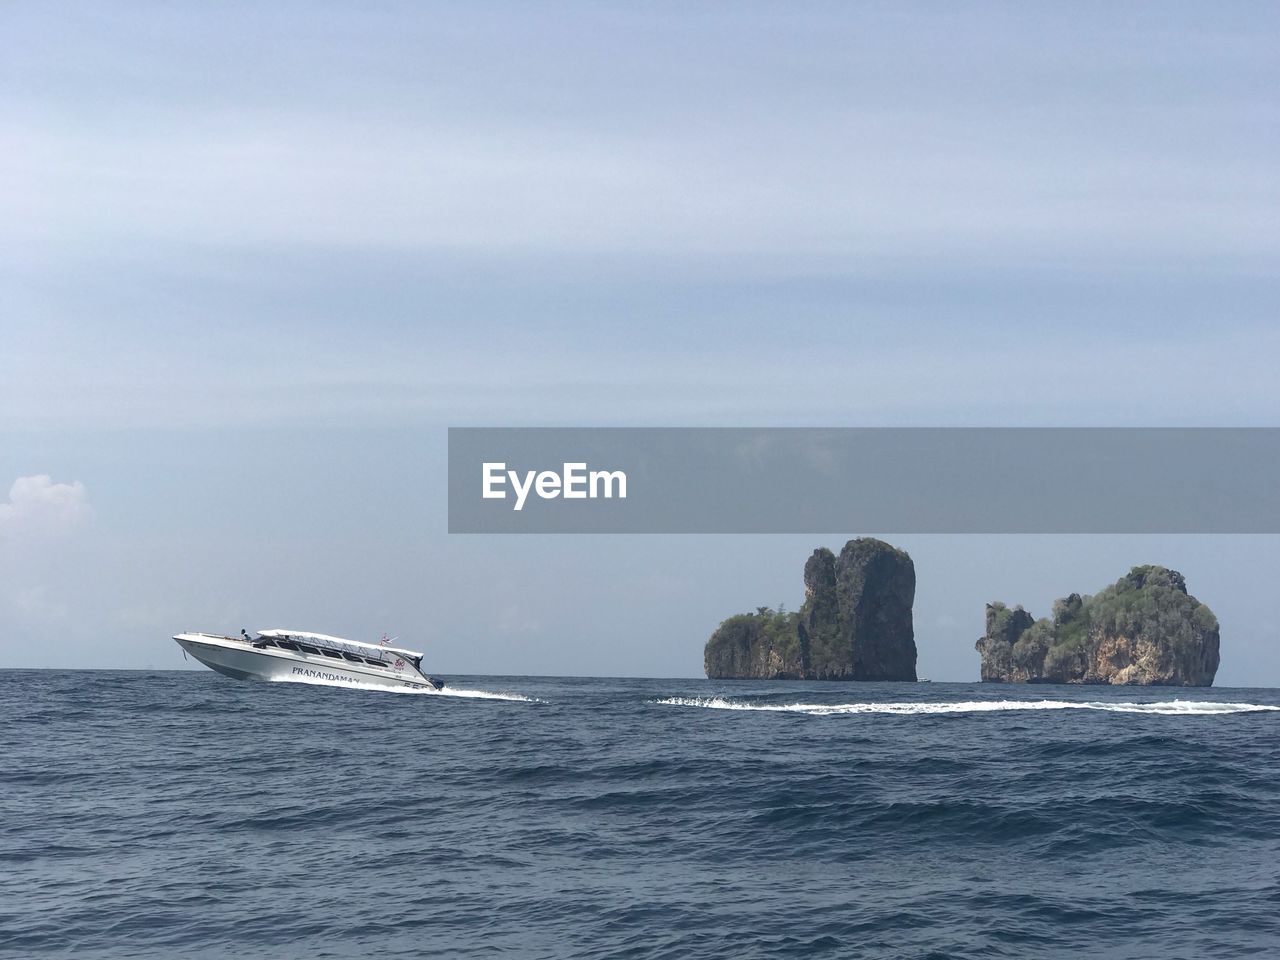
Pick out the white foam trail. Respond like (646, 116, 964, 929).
(271, 675, 432, 694)
(654, 697, 1280, 717)
(434, 686, 544, 703)
(271, 675, 540, 701)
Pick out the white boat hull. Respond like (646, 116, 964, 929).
(174, 633, 441, 691)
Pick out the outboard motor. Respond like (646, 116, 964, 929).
(427, 676, 445, 690)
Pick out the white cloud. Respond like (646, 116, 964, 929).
(0, 476, 92, 658)
(0, 475, 92, 541)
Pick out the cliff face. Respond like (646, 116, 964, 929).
(975, 566, 1220, 686)
(700, 607, 805, 680)
(705, 538, 917, 681)
(836, 538, 917, 681)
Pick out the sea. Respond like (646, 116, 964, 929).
(3, 671, 1279, 960)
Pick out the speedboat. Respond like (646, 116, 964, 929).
(174, 628, 445, 691)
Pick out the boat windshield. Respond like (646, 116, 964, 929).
(257, 630, 423, 669)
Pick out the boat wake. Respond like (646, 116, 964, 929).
(270, 674, 541, 701)
(654, 697, 1280, 717)
(436, 686, 544, 703)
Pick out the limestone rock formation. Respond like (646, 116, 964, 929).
(975, 565, 1220, 686)
(704, 538, 917, 681)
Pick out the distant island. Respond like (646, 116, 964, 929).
(975, 565, 1220, 686)
(704, 538, 917, 681)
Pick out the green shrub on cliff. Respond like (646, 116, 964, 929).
(1083, 567, 1218, 668)
(976, 565, 1220, 686)
(1012, 619, 1053, 668)
(704, 607, 802, 679)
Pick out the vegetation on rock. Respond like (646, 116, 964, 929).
(975, 566, 1220, 686)
(704, 538, 916, 681)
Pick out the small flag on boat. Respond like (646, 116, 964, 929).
(380, 634, 390, 645)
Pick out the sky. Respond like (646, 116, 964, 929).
(1, 3, 1277, 682)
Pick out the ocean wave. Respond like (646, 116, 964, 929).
(12, 672, 1280, 958)
(653, 697, 1280, 716)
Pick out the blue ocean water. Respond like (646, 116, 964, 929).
(3, 671, 1279, 959)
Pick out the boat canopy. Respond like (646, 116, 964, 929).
(259, 629, 423, 661)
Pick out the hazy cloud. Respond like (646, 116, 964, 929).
(0, 475, 92, 541)
(0, 476, 92, 653)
